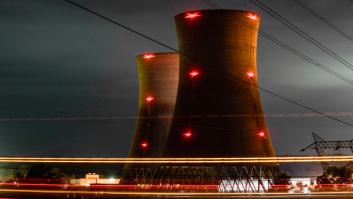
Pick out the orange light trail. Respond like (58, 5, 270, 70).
(0, 182, 87, 188)
(0, 183, 218, 190)
(2, 188, 353, 197)
(0, 156, 353, 163)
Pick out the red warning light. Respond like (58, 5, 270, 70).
(247, 71, 255, 78)
(189, 70, 200, 78)
(143, 54, 155, 60)
(182, 130, 193, 140)
(145, 95, 155, 103)
(185, 12, 202, 19)
(140, 141, 149, 150)
(247, 13, 258, 21)
(258, 131, 266, 138)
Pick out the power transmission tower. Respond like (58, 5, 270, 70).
(301, 132, 353, 171)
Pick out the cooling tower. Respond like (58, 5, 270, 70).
(128, 52, 179, 157)
(164, 10, 275, 157)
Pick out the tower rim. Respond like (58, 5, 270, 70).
(136, 52, 179, 59)
(175, 9, 261, 19)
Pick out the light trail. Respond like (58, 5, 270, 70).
(0, 156, 353, 163)
(0, 182, 87, 188)
(2, 182, 351, 189)
(0, 182, 219, 190)
(2, 188, 353, 197)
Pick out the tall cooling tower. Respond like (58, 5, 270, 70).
(164, 10, 275, 157)
(128, 52, 179, 157)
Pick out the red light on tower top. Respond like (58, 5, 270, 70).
(145, 95, 155, 103)
(185, 12, 202, 19)
(143, 54, 156, 60)
(140, 140, 149, 150)
(189, 70, 200, 78)
(247, 13, 258, 21)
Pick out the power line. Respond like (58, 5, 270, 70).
(1, 156, 353, 163)
(201, 0, 221, 9)
(248, 0, 353, 72)
(200, 0, 353, 86)
(293, 0, 353, 43)
(62, 0, 353, 128)
(1, 112, 353, 122)
(201, 0, 220, 8)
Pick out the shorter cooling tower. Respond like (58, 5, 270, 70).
(128, 52, 179, 157)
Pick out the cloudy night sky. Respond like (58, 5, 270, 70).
(0, 0, 352, 157)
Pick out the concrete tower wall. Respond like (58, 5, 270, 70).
(164, 10, 275, 157)
(128, 53, 179, 157)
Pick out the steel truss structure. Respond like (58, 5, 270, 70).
(123, 164, 281, 192)
(301, 132, 353, 170)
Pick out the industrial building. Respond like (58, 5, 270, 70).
(125, 10, 278, 192)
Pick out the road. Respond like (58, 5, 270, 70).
(1, 188, 353, 198)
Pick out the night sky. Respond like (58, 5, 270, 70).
(0, 0, 352, 157)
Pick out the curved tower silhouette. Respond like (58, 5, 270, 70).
(128, 52, 179, 157)
(164, 10, 275, 157)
